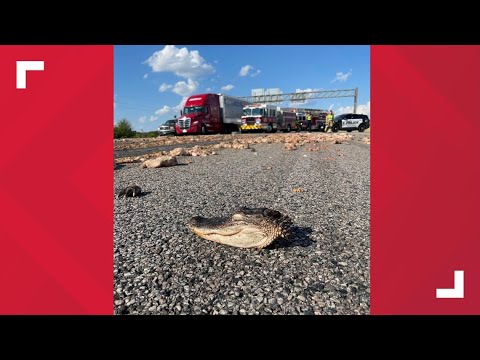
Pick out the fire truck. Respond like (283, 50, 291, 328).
(241, 104, 299, 133)
(285, 108, 329, 131)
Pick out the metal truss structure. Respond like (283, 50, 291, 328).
(239, 88, 359, 113)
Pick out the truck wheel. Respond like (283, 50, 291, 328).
(267, 123, 273, 133)
(347, 129, 352, 132)
(201, 125, 207, 135)
(358, 124, 366, 132)
(287, 124, 291, 133)
(332, 124, 339, 133)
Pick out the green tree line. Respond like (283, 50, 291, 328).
(114, 118, 158, 139)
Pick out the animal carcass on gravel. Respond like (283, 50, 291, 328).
(187, 207, 293, 249)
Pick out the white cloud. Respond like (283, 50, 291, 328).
(336, 101, 370, 116)
(174, 97, 189, 112)
(172, 78, 198, 96)
(290, 88, 321, 106)
(332, 70, 352, 83)
(239, 65, 254, 77)
(139, 115, 160, 124)
(251, 69, 261, 77)
(205, 87, 212, 92)
(239, 65, 261, 77)
(329, 104, 334, 110)
(159, 83, 172, 92)
(144, 45, 215, 79)
(155, 106, 171, 116)
(221, 84, 234, 91)
(143, 73, 148, 79)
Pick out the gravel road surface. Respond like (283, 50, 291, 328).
(114, 133, 370, 315)
(114, 140, 221, 159)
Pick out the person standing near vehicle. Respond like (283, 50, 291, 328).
(306, 112, 312, 132)
(325, 110, 334, 132)
(295, 114, 302, 131)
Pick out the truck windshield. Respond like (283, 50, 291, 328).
(184, 106, 203, 114)
(244, 108, 264, 116)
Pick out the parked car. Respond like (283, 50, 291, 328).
(158, 119, 177, 136)
(332, 113, 370, 132)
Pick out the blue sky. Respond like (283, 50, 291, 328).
(114, 45, 370, 132)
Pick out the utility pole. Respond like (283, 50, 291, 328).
(354, 87, 358, 114)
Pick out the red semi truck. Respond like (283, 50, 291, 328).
(175, 93, 250, 135)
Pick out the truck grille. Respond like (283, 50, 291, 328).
(178, 118, 191, 129)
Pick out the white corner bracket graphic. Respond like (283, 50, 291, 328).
(16, 61, 44, 89)
(436, 270, 464, 299)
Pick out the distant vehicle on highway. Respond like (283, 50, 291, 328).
(332, 113, 370, 132)
(158, 119, 177, 136)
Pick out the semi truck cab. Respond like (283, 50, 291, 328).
(176, 94, 221, 135)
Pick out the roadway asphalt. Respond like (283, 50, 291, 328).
(114, 132, 370, 315)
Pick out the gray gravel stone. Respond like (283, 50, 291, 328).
(114, 133, 370, 315)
